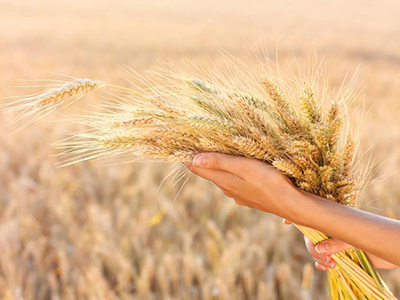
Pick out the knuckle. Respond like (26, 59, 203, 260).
(211, 154, 228, 171)
(208, 154, 220, 168)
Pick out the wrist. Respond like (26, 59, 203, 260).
(282, 188, 317, 225)
(270, 186, 307, 222)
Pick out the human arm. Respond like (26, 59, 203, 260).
(188, 153, 400, 267)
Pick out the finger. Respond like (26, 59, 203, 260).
(192, 153, 251, 177)
(234, 199, 245, 206)
(315, 262, 329, 272)
(315, 258, 336, 269)
(190, 165, 242, 191)
(304, 236, 319, 258)
(316, 238, 354, 255)
(304, 236, 332, 262)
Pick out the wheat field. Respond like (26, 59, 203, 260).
(1, 0, 400, 299)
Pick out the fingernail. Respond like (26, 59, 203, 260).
(330, 261, 335, 268)
(325, 256, 331, 262)
(316, 243, 329, 254)
(193, 155, 206, 167)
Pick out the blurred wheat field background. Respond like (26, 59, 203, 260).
(1, 0, 400, 299)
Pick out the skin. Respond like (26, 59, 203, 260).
(187, 153, 399, 271)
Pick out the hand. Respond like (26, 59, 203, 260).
(187, 153, 299, 218)
(283, 220, 397, 271)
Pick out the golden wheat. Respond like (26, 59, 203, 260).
(1, 58, 395, 300)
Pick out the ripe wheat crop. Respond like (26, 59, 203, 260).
(1, 57, 396, 300)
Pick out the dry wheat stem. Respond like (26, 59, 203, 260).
(1, 59, 391, 300)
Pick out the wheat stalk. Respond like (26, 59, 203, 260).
(1, 59, 396, 300)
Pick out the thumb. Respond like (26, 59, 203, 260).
(316, 238, 354, 255)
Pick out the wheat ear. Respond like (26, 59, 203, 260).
(1, 78, 105, 132)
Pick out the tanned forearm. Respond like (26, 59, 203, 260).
(288, 189, 400, 267)
(188, 153, 400, 267)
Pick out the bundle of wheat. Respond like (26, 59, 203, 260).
(1, 58, 396, 300)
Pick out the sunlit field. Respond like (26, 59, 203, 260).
(1, 0, 400, 299)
